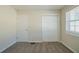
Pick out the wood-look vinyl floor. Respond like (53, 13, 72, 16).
(2, 42, 73, 53)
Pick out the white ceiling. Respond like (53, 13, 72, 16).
(12, 5, 64, 11)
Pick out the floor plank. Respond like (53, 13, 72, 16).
(2, 42, 73, 53)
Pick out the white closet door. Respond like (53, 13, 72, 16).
(16, 15, 29, 42)
(42, 15, 59, 42)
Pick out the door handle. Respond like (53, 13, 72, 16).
(25, 29, 28, 31)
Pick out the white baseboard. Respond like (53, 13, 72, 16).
(17, 41, 59, 43)
(17, 41, 43, 43)
(0, 41, 16, 53)
(61, 42, 77, 53)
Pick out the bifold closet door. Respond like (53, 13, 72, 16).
(28, 15, 42, 42)
(16, 15, 29, 42)
(17, 14, 42, 42)
(42, 15, 59, 42)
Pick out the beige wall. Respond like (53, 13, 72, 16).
(61, 5, 79, 52)
(0, 6, 16, 52)
(17, 10, 60, 42)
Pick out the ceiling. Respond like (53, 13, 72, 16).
(12, 5, 64, 11)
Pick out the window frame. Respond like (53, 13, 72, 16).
(66, 6, 79, 37)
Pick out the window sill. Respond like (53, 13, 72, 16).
(66, 31, 79, 38)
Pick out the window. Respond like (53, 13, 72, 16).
(66, 6, 79, 35)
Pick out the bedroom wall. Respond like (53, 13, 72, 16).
(61, 5, 79, 52)
(0, 6, 16, 52)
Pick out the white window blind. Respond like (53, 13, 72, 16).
(66, 6, 79, 35)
